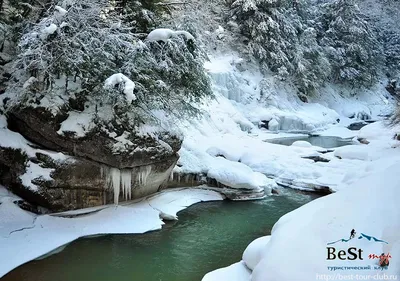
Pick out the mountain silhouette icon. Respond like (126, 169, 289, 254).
(327, 233, 388, 245)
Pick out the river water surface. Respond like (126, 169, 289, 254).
(265, 135, 353, 148)
(3, 189, 321, 281)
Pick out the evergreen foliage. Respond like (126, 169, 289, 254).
(318, 0, 383, 86)
(230, 0, 394, 94)
(6, 0, 212, 125)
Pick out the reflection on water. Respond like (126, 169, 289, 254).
(3, 190, 321, 281)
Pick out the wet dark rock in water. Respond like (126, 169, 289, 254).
(271, 189, 280, 194)
(347, 122, 368, 130)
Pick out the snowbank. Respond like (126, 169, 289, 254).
(207, 158, 264, 190)
(178, 53, 395, 195)
(202, 261, 251, 281)
(251, 162, 400, 281)
(0, 188, 223, 278)
(202, 124, 400, 280)
(334, 145, 369, 161)
(242, 235, 271, 270)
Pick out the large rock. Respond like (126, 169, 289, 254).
(0, 147, 178, 211)
(0, 105, 182, 212)
(8, 106, 181, 168)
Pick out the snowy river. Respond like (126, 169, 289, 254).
(3, 189, 321, 281)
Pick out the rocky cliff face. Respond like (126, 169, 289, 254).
(0, 107, 181, 212)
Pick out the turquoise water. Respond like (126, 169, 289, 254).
(3, 189, 321, 281)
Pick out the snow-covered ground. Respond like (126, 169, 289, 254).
(0, 51, 397, 280)
(0, 187, 223, 278)
(202, 122, 400, 281)
(175, 54, 395, 193)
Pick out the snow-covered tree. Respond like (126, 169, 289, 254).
(231, 0, 297, 76)
(7, 0, 212, 126)
(116, 0, 169, 34)
(293, 27, 331, 93)
(230, 0, 333, 94)
(317, 0, 383, 86)
(230, 0, 390, 93)
(383, 30, 400, 76)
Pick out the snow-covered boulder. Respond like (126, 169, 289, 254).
(334, 145, 369, 160)
(291, 140, 312, 147)
(206, 146, 242, 162)
(242, 236, 271, 270)
(207, 159, 263, 190)
(252, 172, 277, 195)
(358, 121, 392, 141)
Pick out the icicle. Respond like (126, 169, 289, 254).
(121, 169, 132, 201)
(138, 165, 152, 185)
(107, 167, 121, 204)
(103, 167, 133, 204)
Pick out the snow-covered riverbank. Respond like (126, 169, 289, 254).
(175, 55, 395, 194)
(202, 122, 400, 281)
(0, 187, 223, 278)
